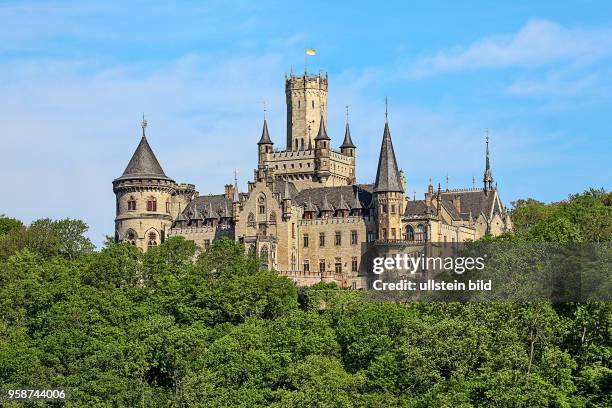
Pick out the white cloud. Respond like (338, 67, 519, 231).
(407, 20, 612, 77)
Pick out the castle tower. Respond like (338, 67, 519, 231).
(113, 117, 176, 251)
(285, 72, 328, 151)
(314, 114, 331, 183)
(373, 116, 405, 241)
(339, 111, 356, 184)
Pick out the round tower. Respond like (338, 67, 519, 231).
(314, 114, 331, 183)
(285, 72, 328, 150)
(113, 118, 176, 251)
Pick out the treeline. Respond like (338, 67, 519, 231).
(0, 189, 610, 407)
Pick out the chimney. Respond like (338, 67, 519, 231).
(224, 184, 235, 199)
(452, 194, 461, 213)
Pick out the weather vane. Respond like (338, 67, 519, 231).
(384, 97, 388, 122)
(141, 113, 147, 137)
(345, 105, 349, 124)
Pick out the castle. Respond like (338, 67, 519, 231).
(113, 71, 512, 287)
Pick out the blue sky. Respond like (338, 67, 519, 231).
(1, 0, 611, 246)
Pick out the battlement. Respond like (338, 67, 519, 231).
(442, 187, 483, 193)
(284, 72, 328, 91)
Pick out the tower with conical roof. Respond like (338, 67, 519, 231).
(373, 103, 405, 241)
(314, 113, 331, 182)
(340, 106, 357, 184)
(113, 116, 178, 251)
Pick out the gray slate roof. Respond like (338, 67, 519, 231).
(404, 200, 435, 216)
(258, 119, 273, 145)
(440, 189, 500, 220)
(118, 136, 172, 180)
(184, 194, 232, 219)
(295, 184, 373, 212)
(339, 123, 356, 148)
(373, 122, 403, 193)
(314, 115, 331, 141)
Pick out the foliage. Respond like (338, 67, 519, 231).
(0, 196, 610, 406)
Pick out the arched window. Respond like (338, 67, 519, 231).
(247, 212, 255, 227)
(406, 225, 415, 241)
(125, 230, 137, 245)
(146, 197, 157, 212)
(416, 224, 427, 242)
(269, 211, 276, 224)
(147, 231, 158, 248)
(127, 196, 137, 211)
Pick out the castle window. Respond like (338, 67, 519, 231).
(147, 198, 157, 212)
(391, 228, 397, 239)
(166, 201, 170, 213)
(382, 228, 387, 239)
(259, 205, 265, 214)
(298, 100, 300, 108)
(416, 224, 427, 242)
(303, 259, 309, 272)
(335, 258, 342, 273)
(351, 230, 358, 245)
(269, 212, 276, 225)
(406, 225, 415, 241)
(300, 138, 304, 150)
(319, 259, 325, 273)
(303, 234, 309, 247)
(319, 232, 325, 247)
(147, 232, 157, 248)
(335, 231, 341, 246)
(247, 212, 255, 227)
(351, 257, 358, 272)
(381, 204, 387, 214)
(312, 100, 315, 109)
(292, 223, 296, 238)
(127, 197, 137, 211)
(367, 231, 375, 242)
(126, 230, 137, 245)
(391, 205, 396, 214)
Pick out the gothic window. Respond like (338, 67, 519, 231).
(125, 230, 137, 245)
(303, 259, 309, 272)
(147, 232, 157, 248)
(417, 224, 427, 242)
(406, 225, 415, 241)
(269, 212, 276, 225)
(292, 223, 296, 238)
(127, 196, 137, 211)
(351, 230, 358, 245)
(300, 138, 304, 150)
(146, 197, 157, 212)
(303, 234, 309, 248)
(391, 204, 396, 214)
(291, 252, 296, 270)
(351, 257, 358, 272)
(335, 231, 341, 246)
(258, 205, 265, 214)
(319, 232, 325, 247)
(367, 231, 375, 242)
(319, 259, 326, 273)
(247, 212, 255, 227)
(248, 244, 256, 256)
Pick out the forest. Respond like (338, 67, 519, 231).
(0, 189, 610, 407)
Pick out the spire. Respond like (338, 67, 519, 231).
(352, 187, 363, 209)
(373, 120, 404, 193)
(118, 116, 171, 181)
(304, 195, 317, 212)
(337, 193, 350, 211)
(340, 106, 356, 149)
(207, 202, 219, 220)
(233, 170, 240, 203)
(257, 119, 273, 145)
(483, 129, 494, 191)
(191, 201, 203, 221)
(320, 193, 334, 212)
(314, 114, 330, 141)
(175, 202, 187, 222)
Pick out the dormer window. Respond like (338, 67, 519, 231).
(127, 197, 137, 211)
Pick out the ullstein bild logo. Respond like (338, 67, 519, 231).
(371, 254, 490, 292)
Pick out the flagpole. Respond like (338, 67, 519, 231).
(304, 48, 307, 75)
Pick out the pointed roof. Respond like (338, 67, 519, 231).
(314, 115, 330, 141)
(175, 209, 187, 222)
(257, 119, 273, 145)
(320, 194, 334, 212)
(483, 133, 494, 190)
(374, 122, 404, 193)
(283, 178, 291, 200)
(118, 135, 171, 181)
(191, 202, 203, 221)
(336, 193, 350, 211)
(352, 188, 363, 209)
(206, 202, 219, 219)
(340, 123, 355, 148)
(304, 196, 317, 212)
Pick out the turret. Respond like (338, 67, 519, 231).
(336, 193, 350, 218)
(319, 193, 334, 218)
(282, 178, 292, 219)
(258, 118, 273, 163)
(373, 105, 405, 241)
(113, 116, 176, 251)
(232, 177, 240, 222)
(314, 114, 331, 182)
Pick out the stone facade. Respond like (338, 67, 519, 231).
(113, 71, 512, 287)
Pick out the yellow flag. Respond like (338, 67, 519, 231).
(305, 48, 316, 55)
